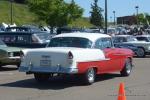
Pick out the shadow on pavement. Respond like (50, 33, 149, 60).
(0, 66, 18, 71)
(0, 73, 121, 90)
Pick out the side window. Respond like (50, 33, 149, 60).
(95, 39, 102, 49)
(95, 38, 113, 49)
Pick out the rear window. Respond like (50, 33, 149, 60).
(0, 35, 31, 43)
(48, 37, 92, 48)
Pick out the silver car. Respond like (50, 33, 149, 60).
(113, 35, 150, 57)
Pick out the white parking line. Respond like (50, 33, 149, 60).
(0, 72, 14, 75)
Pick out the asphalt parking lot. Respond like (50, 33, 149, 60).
(0, 57, 150, 100)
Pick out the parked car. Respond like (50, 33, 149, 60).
(114, 43, 139, 56)
(135, 35, 150, 42)
(113, 35, 150, 57)
(0, 39, 22, 68)
(5, 26, 41, 32)
(0, 31, 51, 48)
(19, 32, 134, 85)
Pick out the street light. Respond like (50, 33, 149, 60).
(113, 11, 116, 26)
(105, 0, 108, 34)
(110, 16, 112, 23)
(135, 6, 139, 27)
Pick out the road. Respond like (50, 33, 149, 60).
(0, 57, 150, 100)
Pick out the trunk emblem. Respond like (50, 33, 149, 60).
(41, 55, 51, 59)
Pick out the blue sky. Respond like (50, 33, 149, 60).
(66, 0, 150, 21)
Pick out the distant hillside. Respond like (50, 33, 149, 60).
(69, 17, 94, 28)
(0, 0, 93, 27)
(0, 0, 37, 25)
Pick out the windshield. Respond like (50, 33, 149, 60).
(0, 40, 7, 47)
(113, 36, 137, 43)
(48, 37, 92, 48)
(35, 33, 50, 41)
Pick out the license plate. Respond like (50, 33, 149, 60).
(40, 60, 51, 67)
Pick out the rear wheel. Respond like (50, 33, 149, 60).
(83, 68, 96, 85)
(136, 48, 145, 58)
(34, 73, 50, 82)
(120, 59, 132, 76)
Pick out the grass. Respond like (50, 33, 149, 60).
(69, 17, 94, 28)
(0, 0, 93, 27)
(0, 0, 37, 25)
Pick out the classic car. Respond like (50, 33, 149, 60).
(0, 39, 22, 68)
(19, 33, 134, 85)
(113, 35, 150, 57)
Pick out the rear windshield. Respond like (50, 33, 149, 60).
(48, 37, 92, 48)
(0, 35, 31, 43)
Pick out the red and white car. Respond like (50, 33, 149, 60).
(19, 33, 134, 85)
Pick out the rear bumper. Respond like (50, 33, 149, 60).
(19, 66, 78, 74)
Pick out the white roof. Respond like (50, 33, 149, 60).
(54, 32, 111, 42)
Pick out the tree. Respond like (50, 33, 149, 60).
(27, 0, 83, 33)
(90, 0, 104, 28)
(138, 13, 150, 25)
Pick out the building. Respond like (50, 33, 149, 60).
(117, 15, 137, 25)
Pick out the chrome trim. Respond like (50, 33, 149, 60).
(19, 66, 78, 74)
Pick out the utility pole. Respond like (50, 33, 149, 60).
(105, 0, 108, 34)
(113, 11, 116, 26)
(10, 0, 13, 25)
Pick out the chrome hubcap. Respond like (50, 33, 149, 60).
(88, 69, 95, 82)
(126, 61, 131, 74)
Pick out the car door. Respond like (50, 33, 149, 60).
(95, 38, 122, 73)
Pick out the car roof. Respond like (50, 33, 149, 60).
(54, 32, 111, 42)
(114, 35, 132, 37)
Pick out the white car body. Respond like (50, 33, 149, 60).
(19, 33, 108, 74)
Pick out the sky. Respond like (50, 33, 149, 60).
(66, 0, 150, 21)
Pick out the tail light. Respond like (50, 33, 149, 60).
(68, 51, 73, 59)
(20, 51, 24, 61)
(20, 51, 24, 57)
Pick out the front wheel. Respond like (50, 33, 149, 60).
(34, 73, 50, 82)
(83, 68, 96, 85)
(120, 59, 132, 76)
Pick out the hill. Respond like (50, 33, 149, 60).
(0, 0, 37, 25)
(0, 0, 93, 27)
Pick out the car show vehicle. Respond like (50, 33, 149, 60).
(19, 33, 134, 85)
(0, 39, 21, 68)
(113, 35, 150, 57)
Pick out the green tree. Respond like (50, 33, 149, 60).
(27, 0, 83, 33)
(138, 13, 150, 25)
(90, 0, 104, 28)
